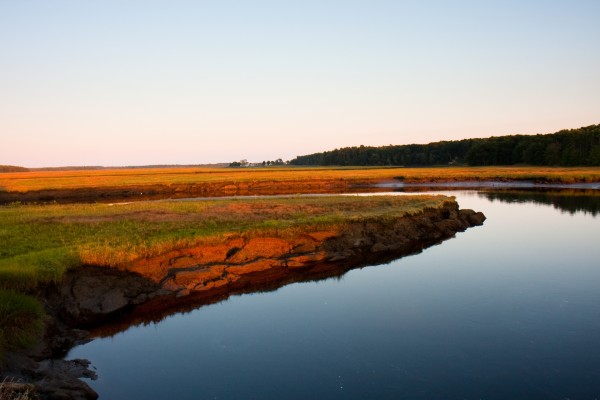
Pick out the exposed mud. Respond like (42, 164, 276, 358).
(0, 180, 381, 205)
(3, 178, 597, 205)
(1, 201, 485, 399)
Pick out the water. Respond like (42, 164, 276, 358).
(68, 189, 600, 399)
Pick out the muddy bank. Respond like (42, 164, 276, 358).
(2, 201, 484, 399)
(0, 179, 381, 204)
(3, 178, 598, 205)
(51, 202, 485, 327)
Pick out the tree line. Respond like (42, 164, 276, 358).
(290, 124, 600, 167)
(0, 165, 29, 173)
(229, 159, 287, 167)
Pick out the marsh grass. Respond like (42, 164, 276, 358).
(0, 290, 44, 361)
(0, 377, 36, 400)
(0, 194, 449, 359)
(393, 166, 600, 183)
(0, 195, 448, 290)
(1, 166, 599, 193)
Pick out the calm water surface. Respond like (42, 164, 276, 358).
(69, 190, 600, 399)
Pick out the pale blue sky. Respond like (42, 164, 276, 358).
(1, 0, 599, 167)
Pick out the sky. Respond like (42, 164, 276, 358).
(1, 1, 599, 167)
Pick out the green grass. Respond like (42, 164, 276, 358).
(1, 195, 449, 291)
(0, 290, 44, 361)
(0, 194, 450, 359)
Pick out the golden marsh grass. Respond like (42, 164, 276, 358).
(1, 166, 599, 193)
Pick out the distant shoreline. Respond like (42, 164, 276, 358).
(1, 166, 599, 205)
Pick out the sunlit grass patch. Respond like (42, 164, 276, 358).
(1, 166, 599, 193)
(0, 195, 449, 282)
(0, 194, 450, 360)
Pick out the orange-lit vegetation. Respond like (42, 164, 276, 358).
(0, 195, 449, 290)
(391, 166, 600, 183)
(0, 194, 449, 357)
(0, 166, 599, 193)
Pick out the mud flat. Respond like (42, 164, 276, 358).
(0, 180, 380, 204)
(1, 199, 484, 399)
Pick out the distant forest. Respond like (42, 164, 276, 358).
(290, 125, 600, 167)
(0, 165, 29, 173)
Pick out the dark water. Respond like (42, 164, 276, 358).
(68, 190, 600, 400)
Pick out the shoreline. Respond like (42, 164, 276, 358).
(1, 179, 599, 206)
(2, 165, 599, 205)
(1, 200, 485, 399)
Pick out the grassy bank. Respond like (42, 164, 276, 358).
(0, 291, 44, 361)
(0, 195, 449, 289)
(0, 194, 449, 358)
(1, 166, 599, 193)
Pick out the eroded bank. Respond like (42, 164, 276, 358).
(3, 200, 485, 399)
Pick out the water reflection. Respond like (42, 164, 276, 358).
(478, 189, 600, 216)
(68, 189, 600, 400)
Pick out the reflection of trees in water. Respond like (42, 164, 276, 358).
(480, 189, 600, 216)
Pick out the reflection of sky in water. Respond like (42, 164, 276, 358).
(69, 191, 600, 400)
